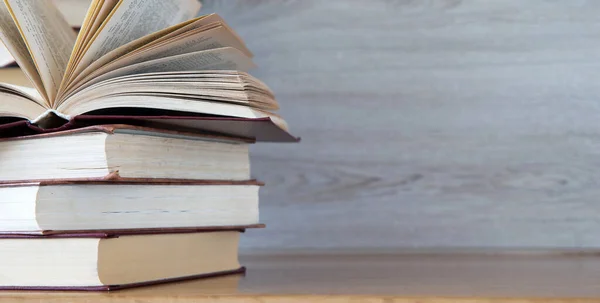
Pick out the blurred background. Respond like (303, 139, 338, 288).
(6, 0, 600, 253)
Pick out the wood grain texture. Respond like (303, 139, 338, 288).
(4, 253, 600, 302)
(200, 0, 600, 251)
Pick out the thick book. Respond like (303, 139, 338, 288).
(0, 180, 262, 234)
(0, 1, 295, 141)
(0, 124, 253, 182)
(0, 229, 250, 290)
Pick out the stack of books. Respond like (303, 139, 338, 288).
(0, 0, 297, 291)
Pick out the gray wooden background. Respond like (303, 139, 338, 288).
(201, 0, 600, 252)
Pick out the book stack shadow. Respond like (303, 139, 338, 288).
(0, 0, 298, 291)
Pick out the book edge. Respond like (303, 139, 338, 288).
(0, 224, 266, 237)
(0, 178, 265, 187)
(0, 116, 300, 143)
(0, 266, 246, 291)
(0, 123, 255, 143)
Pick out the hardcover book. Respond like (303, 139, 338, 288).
(0, 229, 252, 290)
(0, 180, 262, 233)
(0, 124, 254, 182)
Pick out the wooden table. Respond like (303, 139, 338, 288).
(3, 253, 600, 302)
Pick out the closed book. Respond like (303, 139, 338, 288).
(0, 124, 254, 182)
(0, 180, 262, 233)
(0, 229, 252, 290)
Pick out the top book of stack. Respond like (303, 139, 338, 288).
(0, 0, 297, 142)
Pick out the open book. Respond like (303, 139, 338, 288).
(0, 0, 294, 141)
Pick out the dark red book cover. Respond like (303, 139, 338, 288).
(0, 115, 299, 142)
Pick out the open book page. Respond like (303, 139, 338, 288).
(67, 70, 278, 110)
(63, 14, 228, 96)
(0, 82, 44, 103)
(68, 0, 201, 88)
(4, 0, 76, 103)
(74, 71, 261, 89)
(59, 18, 199, 100)
(123, 14, 232, 54)
(63, 47, 255, 100)
(79, 0, 119, 54)
(66, 80, 279, 110)
(0, 3, 47, 105)
(61, 24, 251, 102)
(68, 71, 267, 93)
(61, 0, 102, 90)
(57, 93, 288, 131)
(0, 93, 46, 120)
(0, 83, 46, 120)
(61, 0, 118, 93)
(108, 25, 251, 69)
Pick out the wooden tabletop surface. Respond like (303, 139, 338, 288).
(3, 252, 600, 302)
